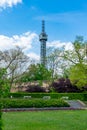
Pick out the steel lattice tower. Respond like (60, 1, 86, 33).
(39, 20, 48, 66)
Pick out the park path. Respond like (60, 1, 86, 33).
(2, 100, 87, 112)
(66, 100, 87, 109)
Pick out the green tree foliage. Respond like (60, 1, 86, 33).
(46, 36, 87, 89)
(19, 64, 52, 82)
(69, 63, 87, 88)
(63, 36, 86, 64)
(66, 36, 87, 88)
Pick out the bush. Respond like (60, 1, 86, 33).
(0, 105, 2, 130)
(51, 78, 82, 93)
(9, 92, 87, 101)
(1, 99, 69, 108)
(83, 93, 87, 101)
(25, 85, 46, 92)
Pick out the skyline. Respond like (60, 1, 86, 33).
(0, 0, 87, 60)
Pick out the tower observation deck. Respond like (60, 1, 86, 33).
(39, 20, 48, 66)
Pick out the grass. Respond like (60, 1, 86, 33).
(3, 110, 87, 130)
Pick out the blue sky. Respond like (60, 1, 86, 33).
(0, 0, 87, 60)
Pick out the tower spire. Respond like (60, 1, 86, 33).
(42, 20, 45, 33)
(39, 20, 48, 67)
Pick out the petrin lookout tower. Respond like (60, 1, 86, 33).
(39, 20, 48, 66)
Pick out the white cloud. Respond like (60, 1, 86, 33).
(0, 32, 73, 61)
(27, 52, 40, 61)
(47, 40, 73, 50)
(0, 32, 40, 61)
(0, 0, 22, 9)
(0, 31, 38, 52)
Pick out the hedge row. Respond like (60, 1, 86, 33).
(1, 99, 69, 108)
(0, 104, 2, 130)
(9, 92, 87, 101)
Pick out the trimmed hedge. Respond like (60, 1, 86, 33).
(0, 104, 2, 130)
(0, 113, 2, 130)
(9, 92, 87, 101)
(1, 99, 69, 108)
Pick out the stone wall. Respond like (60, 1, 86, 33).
(11, 81, 50, 92)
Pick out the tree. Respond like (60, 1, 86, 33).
(63, 36, 87, 88)
(63, 36, 86, 64)
(20, 64, 52, 82)
(46, 47, 64, 79)
(69, 63, 87, 89)
(0, 47, 29, 87)
(46, 36, 87, 89)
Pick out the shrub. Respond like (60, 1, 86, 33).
(25, 85, 46, 92)
(1, 99, 69, 108)
(0, 104, 2, 130)
(9, 92, 87, 100)
(50, 78, 82, 93)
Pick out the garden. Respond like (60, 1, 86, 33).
(1, 92, 87, 130)
(0, 36, 87, 130)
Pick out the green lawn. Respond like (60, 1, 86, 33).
(3, 110, 87, 130)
